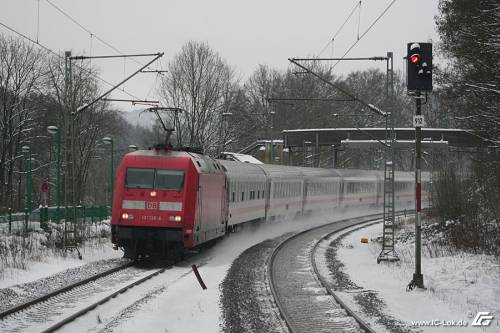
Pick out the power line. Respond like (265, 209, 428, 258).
(45, 0, 163, 76)
(0, 20, 141, 100)
(329, 0, 397, 72)
(318, 1, 361, 57)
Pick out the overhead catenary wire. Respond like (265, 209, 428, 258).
(0, 20, 142, 101)
(328, 0, 398, 72)
(288, 58, 389, 148)
(318, 1, 361, 57)
(45, 0, 163, 76)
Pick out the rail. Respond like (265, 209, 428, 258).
(267, 213, 382, 333)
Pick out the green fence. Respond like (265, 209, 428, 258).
(0, 205, 110, 233)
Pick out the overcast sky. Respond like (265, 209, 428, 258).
(1, 0, 440, 113)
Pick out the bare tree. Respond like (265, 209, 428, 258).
(0, 35, 46, 211)
(158, 41, 237, 154)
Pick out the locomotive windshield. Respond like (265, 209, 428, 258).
(126, 168, 155, 189)
(156, 170, 184, 190)
(125, 168, 184, 190)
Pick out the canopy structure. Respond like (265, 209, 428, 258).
(282, 128, 489, 150)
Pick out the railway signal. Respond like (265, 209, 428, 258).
(407, 42, 433, 290)
(407, 42, 432, 92)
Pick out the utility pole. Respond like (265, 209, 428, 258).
(378, 51, 398, 263)
(64, 51, 73, 210)
(64, 50, 78, 255)
(47, 126, 61, 223)
(22, 145, 32, 233)
(62, 51, 164, 256)
(289, 55, 401, 263)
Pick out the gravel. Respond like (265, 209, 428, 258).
(325, 229, 416, 333)
(220, 236, 290, 333)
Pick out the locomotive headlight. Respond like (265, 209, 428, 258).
(168, 215, 182, 222)
(121, 213, 134, 220)
(150, 191, 157, 197)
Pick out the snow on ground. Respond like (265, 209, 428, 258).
(0, 209, 379, 332)
(331, 222, 500, 332)
(97, 208, 379, 333)
(0, 220, 123, 289)
(0, 241, 121, 289)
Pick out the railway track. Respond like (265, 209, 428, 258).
(0, 260, 170, 333)
(268, 214, 381, 333)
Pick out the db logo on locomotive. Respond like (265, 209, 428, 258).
(146, 202, 158, 210)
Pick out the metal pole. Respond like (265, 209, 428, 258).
(303, 141, 306, 167)
(332, 145, 336, 168)
(270, 111, 275, 164)
(27, 147, 33, 231)
(413, 91, 424, 288)
(110, 139, 114, 213)
(219, 111, 223, 156)
(8, 207, 12, 233)
(270, 141, 274, 164)
(28, 147, 32, 213)
(56, 128, 61, 223)
(23, 146, 32, 233)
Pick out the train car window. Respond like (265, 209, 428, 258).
(257, 191, 260, 199)
(155, 170, 184, 190)
(241, 192, 245, 201)
(232, 192, 235, 202)
(126, 168, 154, 189)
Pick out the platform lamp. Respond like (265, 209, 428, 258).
(102, 136, 114, 214)
(127, 144, 139, 152)
(21, 145, 32, 232)
(47, 126, 61, 223)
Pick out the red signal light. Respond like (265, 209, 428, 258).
(410, 54, 421, 64)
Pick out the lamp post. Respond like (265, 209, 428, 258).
(22, 145, 32, 231)
(127, 144, 139, 152)
(219, 112, 232, 155)
(303, 141, 312, 167)
(47, 126, 61, 222)
(102, 137, 114, 212)
(269, 110, 276, 164)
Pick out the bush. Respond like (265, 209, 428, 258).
(433, 166, 500, 256)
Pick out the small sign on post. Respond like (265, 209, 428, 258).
(413, 115, 425, 127)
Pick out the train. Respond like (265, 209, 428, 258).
(111, 147, 429, 259)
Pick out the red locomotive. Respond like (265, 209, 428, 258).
(111, 148, 227, 259)
(111, 146, 426, 259)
